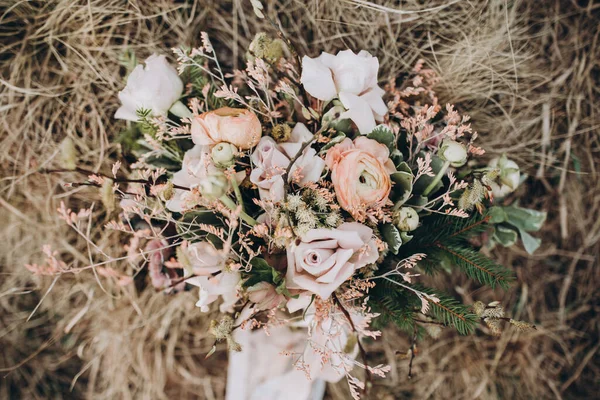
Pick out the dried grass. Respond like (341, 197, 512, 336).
(1, 0, 598, 399)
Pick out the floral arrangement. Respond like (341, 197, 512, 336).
(34, 16, 546, 399)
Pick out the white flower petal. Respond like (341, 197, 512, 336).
(339, 92, 377, 134)
(300, 56, 337, 101)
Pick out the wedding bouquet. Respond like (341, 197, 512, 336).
(33, 16, 545, 400)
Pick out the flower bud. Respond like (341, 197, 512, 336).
(439, 139, 468, 167)
(247, 282, 285, 310)
(248, 33, 284, 63)
(271, 124, 292, 143)
(199, 172, 229, 200)
(393, 207, 419, 232)
(211, 142, 237, 168)
(488, 155, 520, 199)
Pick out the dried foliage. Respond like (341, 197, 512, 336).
(0, 0, 597, 399)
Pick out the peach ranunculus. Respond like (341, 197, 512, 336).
(191, 107, 262, 150)
(285, 222, 379, 299)
(300, 50, 387, 134)
(250, 123, 325, 203)
(325, 137, 395, 217)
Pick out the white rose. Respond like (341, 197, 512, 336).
(488, 156, 521, 199)
(300, 50, 387, 134)
(115, 54, 186, 121)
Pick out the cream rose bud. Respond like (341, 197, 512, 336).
(247, 282, 285, 310)
(191, 107, 262, 150)
(115, 54, 184, 121)
(488, 156, 521, 198)
(393, 207, 419, 232)
(286, 222, 379, 299)
(211, 142, 237, 168)
(300, 50, 387, 134)
(199, 172, 229, 200)
(439, 139, 468, 167)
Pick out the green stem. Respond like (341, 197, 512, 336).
(422, 160, 450, 197)
(230, 177, 245, 213)
(219, 195, 257, 226)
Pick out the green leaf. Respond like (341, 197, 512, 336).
(381, 224, 402, 255)
(488, 206, 507, 224)
(493, 225, 518, 247)
(367, 124, 395, 152)
(518, 229, 542, 254)
(390, 170, 413, 206)
(503, 205, 547, 232)
(319, 133, 346, 154)
(244, 257, 279, 287)
(390, 149, 404, 168)
(412, 154, 445, 195)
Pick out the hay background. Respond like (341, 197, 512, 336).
(1, 0, 598, 399)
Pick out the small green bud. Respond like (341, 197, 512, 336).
(211, 142, 237, 168)
(393, 207, 419, 232)
(439, 139, 468, 167)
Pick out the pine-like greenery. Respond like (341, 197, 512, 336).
(400, 211, 514, 289)
(370, 211, 514, 335)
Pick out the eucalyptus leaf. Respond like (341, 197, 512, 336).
(493, 225, 518, 247)
(390, 149, 404, 168)
(390, 170, 413, 206)
(518, 229, 542, 254)
(488, 206, 507, 224)
(503, 205, 547, 232)
(381, 224, 402, 255)
(367, 125, 395, 152)
(319, 133, 347, 154)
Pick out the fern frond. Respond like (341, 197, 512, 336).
(433, 244, 514, 289)
(415, 286, 479, 335)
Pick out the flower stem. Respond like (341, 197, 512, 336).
(230, 177, 245, 213)
(422, 160, 450, 197)
(219, 195, 257, 226)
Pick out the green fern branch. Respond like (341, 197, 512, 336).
(434, 244, 514, 289)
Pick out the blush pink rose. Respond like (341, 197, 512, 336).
(325, 137, 395, 215)
(250, 123, 325, 202)
(285, 222, 379, 299)
(191, 107, 262, 150)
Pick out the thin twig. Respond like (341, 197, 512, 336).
(408, 324, 417, 379)
(332, 292, 372, 395)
